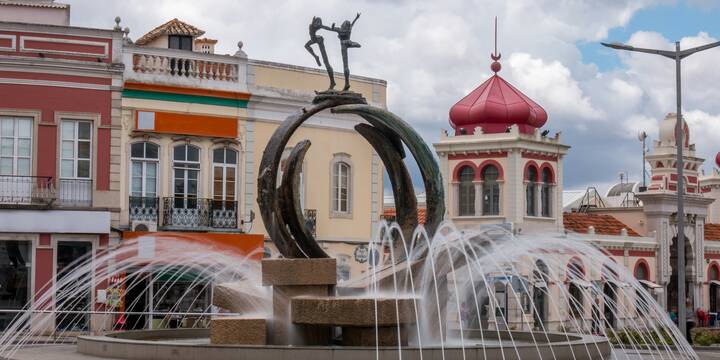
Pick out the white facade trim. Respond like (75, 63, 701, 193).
(0, 210, 110, 233)
(20, 36, 109, 58)
(0, 77, 111, 90)
(0, 34, 16, 51)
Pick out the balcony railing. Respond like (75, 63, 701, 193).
(304, 209, 317, 237)
(58, 179, 92, 207)
(129, 196, 159, 224)
(124, 46, 242, 91)
(0, 175, 55, 207)
(160, 197, 238, 230)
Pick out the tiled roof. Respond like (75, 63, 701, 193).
(706, 223, 720, 241)
(136, 18, 205, 46)
(195, 38, 218, 44)
(382, 207, 426, 224)
(563, 212, 640, 237)
(0, 1, 68, 9)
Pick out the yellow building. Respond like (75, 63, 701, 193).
(119, 19, 386, 282)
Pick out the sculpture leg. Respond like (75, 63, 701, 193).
(316, 37, 335, 90)
(341, 46, 350, 91)
(304, 40, 321, 66)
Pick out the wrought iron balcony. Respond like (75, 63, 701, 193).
(0, 175, 55, 208)
(160, 197, 238, 230)
(129, 196, 159, 224)
(304, 209, 317, 237)
(57, 179, 93, 207)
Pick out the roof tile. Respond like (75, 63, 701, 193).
(563, 212, 640, 237)
(136, 18, 205, 46)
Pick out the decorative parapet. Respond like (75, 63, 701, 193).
(123, 45, 247, 92)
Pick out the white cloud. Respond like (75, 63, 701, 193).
(507, 53, 602, 121)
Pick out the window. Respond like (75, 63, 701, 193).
(541, 167, 552, 217)
(526, 166, 537, 216)
(634, 262, 648, 281)
(130, 142, 159, 198)
(332, 161, 351, 214)
(173, 144, 200, 207)
(458, 166, 475, 216)
(0, 117, 32, 176)
(567, 261, 584, 318)
(168, 35, 193, 51)
(481, 165, 500, 215)
(213, 148, 237, 203)
(60, 120, 92, 179)
(0, 241, 31, 331)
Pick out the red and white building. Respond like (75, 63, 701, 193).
(0, 1, 123, 331)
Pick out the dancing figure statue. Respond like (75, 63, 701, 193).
(305, 13, 361, 92)
(328, 13, 361, 91)
(304, 17, 335, 90)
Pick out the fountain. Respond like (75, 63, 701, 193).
(0, 13, 699, 360)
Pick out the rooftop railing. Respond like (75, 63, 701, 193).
(124, 46, 243, 91)
(159, 197, 238, 230)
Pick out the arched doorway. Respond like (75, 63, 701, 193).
(533, 260, 549, 330)
(709, 263, 720, 313)
(602, 262, 619, 329)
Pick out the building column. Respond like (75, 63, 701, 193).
(474, 181, 482, 216)
(32, 233, 54, 335)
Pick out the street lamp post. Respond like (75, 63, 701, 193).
(602, 39, 720, 338)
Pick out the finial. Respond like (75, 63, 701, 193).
(234, 41, 247, 58)
(113, 16, 122, 31)
(490, 16, 502, 74)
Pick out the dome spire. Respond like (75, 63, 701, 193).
(491, 16, 501, 74)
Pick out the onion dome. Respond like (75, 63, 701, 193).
(716, 152, 720, 168)
(448, 54, 547, 135)
(658, 113, 689, 147)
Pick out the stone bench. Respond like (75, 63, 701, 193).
(210, 317, 266, 345)
(291, 296, 417, 346)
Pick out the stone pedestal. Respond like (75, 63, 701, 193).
(291, 296, 417, 346)
(210, 317, 266, 345)
(262, 258, 336, 345)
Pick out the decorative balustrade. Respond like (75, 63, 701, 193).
(0, 175, 55, 207)
(127, 47, 240, 86)
(303, 209, 317, 237)
(129, 196, 159, 223)
(160, 197, 238, 229)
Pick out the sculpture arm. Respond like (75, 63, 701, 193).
(352, 13, 361, 26)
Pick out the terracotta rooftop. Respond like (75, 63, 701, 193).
(0, 1, 68, 9)
(382, 208, 426, 224)
(563, 212, 640, 237)
(706, 223, 720, 241)
(136, 18, 205, 46)
(195, 38, 218, 44)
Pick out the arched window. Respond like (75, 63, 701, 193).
(526, 166, 537, 216)
(481, 165, 500, 215)
(541, 167, 552, 217)
(458, 166, 475, 216)
(130, 142, 159, 198)
(710, 264, 720, 281)
(173, 144, 200, 208)
(634, 261, 649, 281)
(567, 260, 585, 318)
(212, 148, 237, 203)
(332, 161, 351, 214)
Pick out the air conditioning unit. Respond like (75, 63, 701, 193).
(131, 220, 157, 232)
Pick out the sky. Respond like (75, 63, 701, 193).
(64, 0, 720, 194)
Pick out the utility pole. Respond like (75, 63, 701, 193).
(602, 38, 720, 339)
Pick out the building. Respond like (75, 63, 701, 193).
(119, 18, 386, 284)
(0, 0, 123, 331)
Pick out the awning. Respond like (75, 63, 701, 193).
(709, 280, 720, 287)
(639, 280, 662, 289)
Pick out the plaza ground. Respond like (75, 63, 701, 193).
(7, 344, 720, 360)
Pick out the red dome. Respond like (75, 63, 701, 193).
(716, 152, 720, 168)
(449, 73, 548, 135)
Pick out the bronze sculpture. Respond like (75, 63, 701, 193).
(305, 13, 361, 92)
(258, 14, 444, 259)
(304, 17, 335, 90)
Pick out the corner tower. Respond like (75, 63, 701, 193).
(434, 33, 569, 233)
